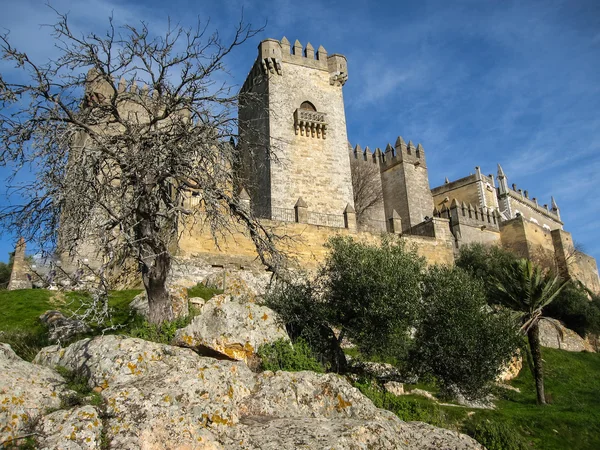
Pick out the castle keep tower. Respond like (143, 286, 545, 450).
(238, 38, 354, 220)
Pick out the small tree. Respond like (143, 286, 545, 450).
(411, 266, 520, 399)
(492, 259, 569, 404)
(350, 156, 384, 224)
(0, 11, 280, 323)
(321, 235, 425, 363)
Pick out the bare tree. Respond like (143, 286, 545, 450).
(0, 11, 282, 324)
(350, 156, 383, 224)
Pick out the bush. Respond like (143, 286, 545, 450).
(321, 235, 425, 362)
(411, 266, 520, 399)
(544, 283, 600, 337)
(257, 339, 325, 373)
(455, 243, 518, 304)
(463, 417, 527, 450)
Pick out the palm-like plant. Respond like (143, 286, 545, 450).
(493, 258, 569, 405)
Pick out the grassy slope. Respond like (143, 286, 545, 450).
(482, 348, 600, 449)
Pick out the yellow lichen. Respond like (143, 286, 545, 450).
(336, 394, 352, 410)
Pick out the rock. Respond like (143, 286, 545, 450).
(34, 335, 253, 449)
(384, 381, 404, 396)
(130, 284, 189, 319)
(497, 352, 523, 382)
(0, 343, 67, 446)
(347, 358, 408, 382)
(173, 294, 289, 363)
(539, 318, 595, 352)
(32, 335, 483, 449)
(39, 310, 90, 343)
(411, 388, 437, 401)
(189, 296, 206, 308)
(37, 405, 102, 449)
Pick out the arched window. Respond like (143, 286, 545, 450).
(300, 101, 316, 111)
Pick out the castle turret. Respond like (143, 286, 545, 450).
(551, 196, 560, 220)
(380, 136, 433, 232)
(238, 38, 354, 219)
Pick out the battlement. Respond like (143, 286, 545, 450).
(85, 69, 159, 106)
(435, 198, 500, 231)
(352, 136, 427, 171)
(254, 38, 348, 86)
(504, 186, 561, 222)
(350, 144, 383, 165)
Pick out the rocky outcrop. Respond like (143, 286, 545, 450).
(23, 335, 483, 449)
(497, 352, 523, 382)
(37, 405, 102, 449)
(173, 294, 289, 363)
(539, 318, 595, 352)
(0, 343, 67, 446)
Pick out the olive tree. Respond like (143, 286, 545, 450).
(0, 11, 281, 324)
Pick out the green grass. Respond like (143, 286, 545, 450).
(356, 347, 600, 450)
(478, 348, 600, 450)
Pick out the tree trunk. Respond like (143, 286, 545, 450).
(142, 250, 173, 325)
(527, 321, 546, 405)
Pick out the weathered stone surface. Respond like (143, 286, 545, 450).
(173, 294, 289, 362)
(129, 284, 189, 319)
(384, 381, 405, 396)
(34, 335, 254, 449)
(37, 405, 102, 450)
(32, 335, 483, 449)
(40, 310, 90, 343)
(0, 343, 66, 445)
(497, 352, 523, 382)
(539, 318, 595, 352)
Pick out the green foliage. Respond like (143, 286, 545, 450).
(126, 313, 194, 344)
(257, 338, 325, 373)
(456, 243, 518, 303)
(187, 283, 223, 300)
(354, 379, 460, 428)
(544, 283, 600, 337)
(55, 365, 103, 409)
(321, 235, 425, 361)
(411, 266, 520, 399)
(463, 417, 527, 450)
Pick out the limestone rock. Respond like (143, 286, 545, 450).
(497, 352, 523, 382)
(384, 381, 405, 396)
(31, 335, 483, 449)
(173, 294, 289, 363)
(539, 318, 595, 352)
(0, 343, 66, 446)
(34, 335, 254, 449)
(129, 284, 189, 319)
(37, 405, 102, 450)
(39, 310, 90, 343)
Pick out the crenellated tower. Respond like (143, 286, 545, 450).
(379, 136, 433, 232)
(238, 38, 354, 219)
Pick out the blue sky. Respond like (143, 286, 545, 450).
(1, 0, 599, 263)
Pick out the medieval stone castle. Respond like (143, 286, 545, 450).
(8, 37, 600, 294)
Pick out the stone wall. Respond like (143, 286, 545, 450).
(500, 191, 562, 231)
(178, 215, 455, 270)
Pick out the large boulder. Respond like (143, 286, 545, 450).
(32, 335, 483, 449)
(539, 318, 595, 352)
(0, 343, 67, 446)
(173, 294, 289, 363)
(37, 405, 103, 450)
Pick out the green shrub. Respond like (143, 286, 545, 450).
(463, 417, 527, 450)
(544, 283, 600, 337)
(411, 266, 520, 400)
(187, 283, 223, 300)
(126, 313, 193, 344)
(257, 339, 325, 373)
